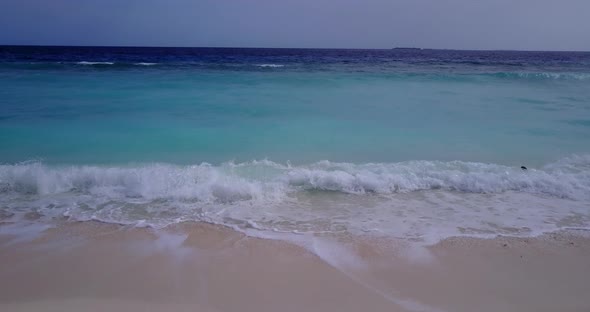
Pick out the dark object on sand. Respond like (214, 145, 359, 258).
(521, 166, 527, 170)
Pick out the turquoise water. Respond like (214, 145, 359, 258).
(1, 47, 590, 242)
(2, 69, 590, 165)
(0, 68, 590, 166)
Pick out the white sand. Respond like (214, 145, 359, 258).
(1, 221, 589, 312)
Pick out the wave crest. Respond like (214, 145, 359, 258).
(257, 64, 285, 68)
(1, 156, 589, 202)
(76, 61, 114, 65)
(489, 72, 590, 81)
(0, 163, 285, 203)
(285, 158, 590, 199)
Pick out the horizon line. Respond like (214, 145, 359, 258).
(1, 44, 589, 53)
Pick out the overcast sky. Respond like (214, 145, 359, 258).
(1, 0, 589, 51)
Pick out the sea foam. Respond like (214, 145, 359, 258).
(76, 61, 115, 65)
(1, 157, 589, 242)
(1, 156, 589, 202)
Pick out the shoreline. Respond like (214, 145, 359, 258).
(1, 220, 590, 312)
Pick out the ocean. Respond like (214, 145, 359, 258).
(1, 46, 589, 243)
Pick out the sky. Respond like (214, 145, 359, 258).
(1, 0, 589, 51)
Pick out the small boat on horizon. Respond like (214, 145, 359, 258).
(392, 47, 423, 50)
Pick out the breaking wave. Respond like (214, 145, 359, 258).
(1, 156, 589, 240)
(488, 72, 590, 81)
(76, 61, 115, 65)
(1, 156, 589, 203)
(1, 61, 589, 81)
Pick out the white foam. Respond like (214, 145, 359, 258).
(0, 156, 589, 243)
(257, 64, 285, 68)
(514, 72, 590, 80)
(76, 61, 114, 65)
(0, 162, 286, 203)
(134, 62, 158, 66)
(284, 157, 590, 200)
(1, 156, 589, 200)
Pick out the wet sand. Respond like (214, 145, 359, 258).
(1, 221, 589, 312)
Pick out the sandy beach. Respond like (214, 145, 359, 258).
(1, 221, 589, 312)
